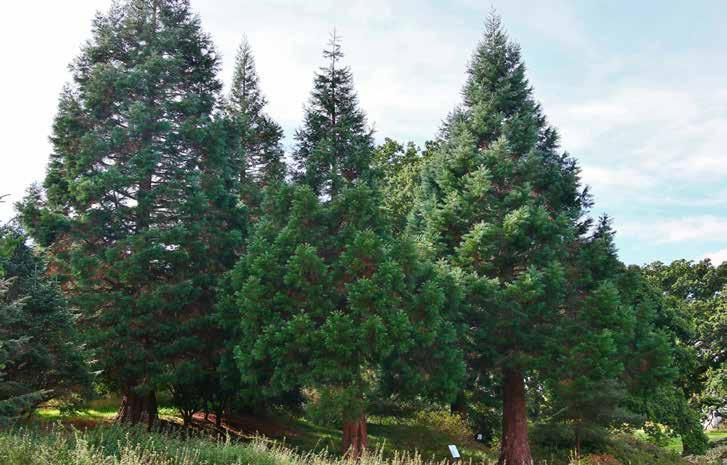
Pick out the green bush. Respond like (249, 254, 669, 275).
(412, 410, 472, 441)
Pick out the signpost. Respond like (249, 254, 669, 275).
(448, 444, 461, 462)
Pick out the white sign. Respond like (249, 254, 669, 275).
(476, 433, 483, 441)
(448, 445, 460, 459)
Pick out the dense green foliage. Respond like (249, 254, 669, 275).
(0, 227, 90, 425)
(219, 36, 464, 455)
(6, 1, 723, 463)
(226, 36, 286, 212)
(17, 0, 244, 423)
(640, 259, 727, 454)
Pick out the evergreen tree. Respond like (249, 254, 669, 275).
(292, 31, 374, 197)
(18, 0, 243, 427)
(0, 226, 90, 425)
(223, 37, 464, 456)
(540, 217, 686, 457)
(226, 36, 286, 210)
(410, 15, 592, 465)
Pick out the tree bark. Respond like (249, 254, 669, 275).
(498, 368, 533, 465)
(116, 387, 158, 429)
(450, 390, 467, 414)
(342, 413, 368, 458)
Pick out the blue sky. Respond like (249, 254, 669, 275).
(1, 0, 725, 265)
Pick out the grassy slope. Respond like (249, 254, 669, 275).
(29, 403, 706, 465)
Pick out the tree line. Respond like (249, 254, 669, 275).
(1, 1, 724, 464)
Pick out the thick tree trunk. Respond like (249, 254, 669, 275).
(116, 387, 158, 429)
(342, 413, 368, 458)
(498, 368, 533, 465)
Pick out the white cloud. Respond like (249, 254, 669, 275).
(618, 216, 727, 244)
(581, 165, 657, 190)
(702, 248, 727, 266)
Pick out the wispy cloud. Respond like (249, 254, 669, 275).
(618, 216, 727, 244)
(701, 248, 727, 265)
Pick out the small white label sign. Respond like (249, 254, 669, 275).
(476, 433, 483, 441)
(448, 445, 460, 459)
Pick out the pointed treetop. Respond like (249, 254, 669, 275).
(227, 35, 285, 191)
(230, 35, 266, 117)
(323, 28, 344, 66)
(463, 12, 530, 116)
(293, 32, 374, 198)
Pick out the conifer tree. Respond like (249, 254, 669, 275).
(227, 36, 285, 209)
(18, 0, 243, 426)
(410, 15, 591, 465)
(223, 37, 464, 456)
(292, 32, 374, 197)
(0, 226, 90, 425)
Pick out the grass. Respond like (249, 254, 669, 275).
(661, 431, 727, 453)
(282, 414, 495, 463)
(0, 425, 472, 465)
(2, 424, 713, 465)
(25, 400, 722, 465)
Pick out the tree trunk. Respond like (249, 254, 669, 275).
(116, 387, 158, 429)
(450, 390, 467, 414)
(498, 368, 533, 465)
(342, 413, 368, 458)
(575, 425, 582, 460)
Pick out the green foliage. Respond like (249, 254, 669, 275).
(640, 259, 726, 454)
(17, 0, 244, 419)
(292, 32, 375, 197)
(221, 35, 464, 438)
(0, 227, 91, 425)
(226, 36, 286, 211)
(372, 139, 436, 235)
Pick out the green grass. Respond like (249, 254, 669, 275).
(281, 414, 495, 463)
(1, 425, 443, 465)
(660, 431, 727, 453)
(26, 399, 719, 465)
(1, 424, 707, 465)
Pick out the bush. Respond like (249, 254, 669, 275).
(413, 410, 471, 440)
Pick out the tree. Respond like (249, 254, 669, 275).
(640, 258, 726, 454)
(223, 35, 464, 457)
(18, 0, 243, 427)
(0, 226, 90, 425)
(292, 31, 375, 198)
(410, 15, 592, 465)
(539, 217, 695, 458)
(372, 138, 437, 235)
(226, 36, 286, 212)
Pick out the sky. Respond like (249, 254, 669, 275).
(1, 0, 725, 266)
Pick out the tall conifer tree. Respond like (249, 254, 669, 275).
(18, 0, 243, 426)
(411, 15, 590, 464)
(292, 32, 374, 197)
(223, 36, 463, 456)
(227, 37, 285, 209)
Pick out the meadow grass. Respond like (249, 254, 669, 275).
(0, 425, 465, 465)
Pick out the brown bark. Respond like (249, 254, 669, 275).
(498, 368, 533, 465)
(116, 387, 158, 429)
(342, 413, 368, 458)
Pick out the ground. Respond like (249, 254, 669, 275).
(19, 397, 725, 465)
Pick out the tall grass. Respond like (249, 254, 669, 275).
(1, 424, 711, 465)
(0, 426, 461, 465)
